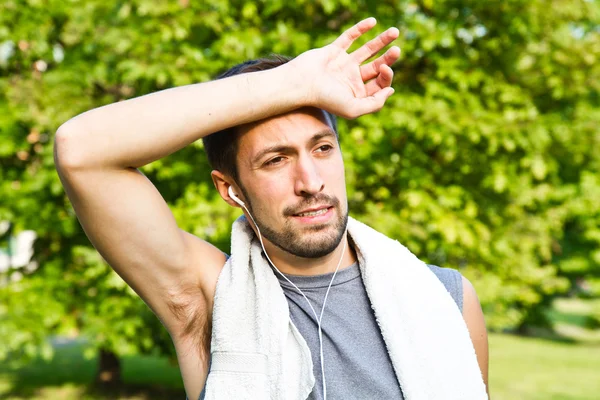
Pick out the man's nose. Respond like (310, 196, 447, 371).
(294, 155, 324, 196)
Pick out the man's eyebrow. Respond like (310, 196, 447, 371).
(309, 129, 337, 145)
(252, 144, 294, 165)
(252, 129, 337, 165)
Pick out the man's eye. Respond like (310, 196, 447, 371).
(317, 145, 333, 152)
(265, 156, 284, 166)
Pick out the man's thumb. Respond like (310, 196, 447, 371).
(351, 87, 394, 118)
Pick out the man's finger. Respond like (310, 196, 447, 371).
(365, 65, 394, 96)
(360, 46, 401, 82)
(348, 87, 395, 119)
(332, 17, 377, 51)
(351, 27, 399, 64)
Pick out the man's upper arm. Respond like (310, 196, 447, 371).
(462, 275, 490, 397)
(55, 135, 226, 334)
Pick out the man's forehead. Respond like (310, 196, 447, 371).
(237, 107, 334, 155)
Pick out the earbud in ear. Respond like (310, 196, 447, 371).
(228, 186, 245, 207)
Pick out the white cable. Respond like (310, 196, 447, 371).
(241, 204, 347, 400)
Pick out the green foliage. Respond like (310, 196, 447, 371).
(0, 0, 599, 365)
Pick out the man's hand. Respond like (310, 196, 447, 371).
(289, 17, 400, 119)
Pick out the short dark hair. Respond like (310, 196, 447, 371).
(202, 54, 338, 183)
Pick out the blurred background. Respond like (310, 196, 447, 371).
(1, 0, 599, 399)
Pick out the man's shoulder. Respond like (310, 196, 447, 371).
(425, 264, 464, 312)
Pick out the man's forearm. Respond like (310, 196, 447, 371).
(55, 64, 307, 169)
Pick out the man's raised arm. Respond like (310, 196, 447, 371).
(55, 65, 306, 171)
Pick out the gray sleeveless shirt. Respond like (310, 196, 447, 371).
(274, 262, 463, 400)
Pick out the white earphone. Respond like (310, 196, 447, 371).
(228, 185, 245, 207)
(226, 184, 346, 400)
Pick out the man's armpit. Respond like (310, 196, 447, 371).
(166, 285, 212, 359)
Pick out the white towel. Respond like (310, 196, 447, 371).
(203, 215, 488, 400)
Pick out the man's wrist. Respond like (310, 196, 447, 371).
(268, 61, 315, 110)
(213, 59, 315, 126)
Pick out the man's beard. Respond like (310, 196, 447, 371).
(242, 190, 348, 259)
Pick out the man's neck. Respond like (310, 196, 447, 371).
(262, 235, 357, 276)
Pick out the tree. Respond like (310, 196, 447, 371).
(1, 0, 598, 380)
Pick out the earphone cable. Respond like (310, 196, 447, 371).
(241, 205, 347, 400)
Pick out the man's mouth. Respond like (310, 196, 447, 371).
(295, 207, 331, 217)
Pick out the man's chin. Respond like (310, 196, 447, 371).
(287, 243, 340, 259)
(290, 231, 343, 256)
(257, 211, 347, 258)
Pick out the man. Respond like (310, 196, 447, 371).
(54, 18, 489, 399)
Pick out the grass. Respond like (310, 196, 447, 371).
(1, 298, 598, 399)
(489, 297, 600, 400)
(489, 333, 600, 400)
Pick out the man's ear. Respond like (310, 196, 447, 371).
(211, 170, 243, 208)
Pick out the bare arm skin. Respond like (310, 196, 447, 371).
(462, 276, 490, 398)
(54, 18, 400, 400)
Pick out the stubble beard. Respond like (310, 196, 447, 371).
(243, 190, 348, 259)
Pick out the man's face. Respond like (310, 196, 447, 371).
(235, 107, 348, 259)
